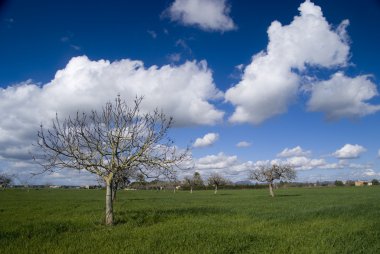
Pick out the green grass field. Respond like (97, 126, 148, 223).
(1, 187, 379, 253)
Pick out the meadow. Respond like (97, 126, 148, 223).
(0, 187, 379, 253)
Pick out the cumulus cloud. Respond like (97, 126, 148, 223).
(285, 156, 326, 170)
(193, 133, 219, 148)
(191, 149, 377, 183)
(361, 169, 380, 177)
(197, 152, 237, 169)
(333, 144, 367, 159)
(236, 141, 251, 148)
(190, 144, 375, 183)
(347, 168, 380, 180)
(254, 156, 326, 171)
(255, 155, 373, 172)
(307, 72, 380, 119)
(277, 146, 311, 158)
(165, 0, 236, 32)
(0, 56, 224, 161)
(0, 158, 99, 186)
(194, 152, 253, 181)
(225, 0, 350, 124)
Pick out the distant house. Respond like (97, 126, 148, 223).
(355, 181, 368, 186)
(367, 182, 373, 186)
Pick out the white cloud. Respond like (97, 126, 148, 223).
(362, 169, 380, 177)
(0, 56, 224, 161)
(277, 146, 311, 158)
(285, 156, 326, 170)
(333, 144, 367, 159)
(348, 168, 380, 180)
(225, 0, 350, 124)
(236, 141, 251, 148)
(167, 53, 181, 62)
(197, 152, 236, 169)
(165, 0, 236, 32)
(191, 148, 377, 183)
(254, 156, 326, 171)
(194, 152, 253, 181)
(193, 133, 219, 148)
(258, 156, 373, 172)
(0, 159, 99, 186)
(307, 72, 380, 119)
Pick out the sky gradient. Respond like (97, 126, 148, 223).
(1, 0, 380, 185)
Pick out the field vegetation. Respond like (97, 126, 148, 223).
(1, 187, 379, 253)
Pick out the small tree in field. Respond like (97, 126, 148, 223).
(208, 173, 228, 194)
(250, 164, 296, 197)
(0, 174, 12, 190)
(372, 179, 379, 185)
(35, 96, 188, 225)
(183, 176, 194, 193)
(182, 172, 204, 193)
(193, 171, 204, 188)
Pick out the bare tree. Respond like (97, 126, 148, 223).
(183, 176, 194, 193)
(193, 171, 204, 188)
(12, 174, 31, 192)
(250, 164, 296, 197)
(35, 96, 189, 225)
(208, 173, 228, 194)
(0, 174, 12, 190)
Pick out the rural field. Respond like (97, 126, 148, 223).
(1, 187, 379, 254)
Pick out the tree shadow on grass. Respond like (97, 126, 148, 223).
(115, 206, 232, 226)
(275, 194, 301, 198)
(3, 221, 86, 241)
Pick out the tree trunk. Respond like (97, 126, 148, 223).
(105, 180, 114, 225)
(190, 186, 193, 194)
(269, 182, 275, 197)
(214, 185, 218, 194)
(111, 181, 117, 203)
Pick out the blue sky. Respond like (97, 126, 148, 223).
(1, 0, 380, 185)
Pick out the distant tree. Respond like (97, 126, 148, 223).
(372, 179, 379, 185)
(183, 176, 194, 193)
(208, 173, 228, 194)
(334, 180, 344, 187)
(135, 173, 146, 185)
(193, 172, 204, 188)
(0, 174, 12, 190)
(183, 172, 204, 193)
(171, 176, 181, 193)
(34, 96, 189, 225)
(250, 164, 296, 197)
